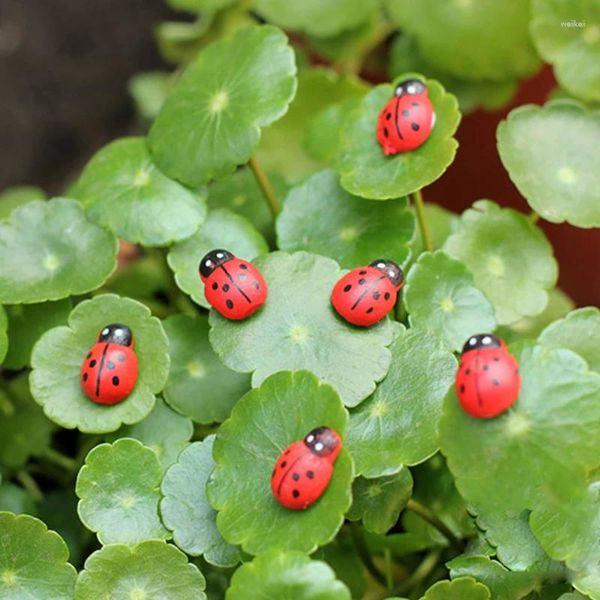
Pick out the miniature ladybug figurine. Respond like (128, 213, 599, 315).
(271, 426, 341, 510)
(199, 249, 267, 320)
(81, 324, 139, 405)
(456, 334, 521, 419)
(376, 78, 435, 155)
(331, 259, 404, 327)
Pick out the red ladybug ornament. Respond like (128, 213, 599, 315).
(331, 259, 404, 327)
(376, 79, 435, 155)
(199, 249, 267, 320)
(271, 427, 341, 510)
(456, 334, 521, 419)
(81, 324, 139, 405)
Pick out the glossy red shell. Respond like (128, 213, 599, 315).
(376, 90, 435, 155)
(81, 342, 138, 405)
(271, 432, 341, 510)
(331, 265, 400, 327)
(456, 341, 521, 418)
(201, 257, 267, 320)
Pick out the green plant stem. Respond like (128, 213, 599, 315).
(412, 189, 433, 252)
(249, 155, 281, 218)
(42, 447, 77, 472)
(0, 378, 16, 417)
(406, 499, 462, 553)
(16, 469, 43, 503)
(349, 522, 388, 588)
(384, 547, 394, 590)
(392, 550, 441, 597)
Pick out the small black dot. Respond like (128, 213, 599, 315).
(112, 376, 120, 386)
(292, 490, 300, 498)
(107, 361, 115, 370)
(373, 291, 380, 300)
(411, 122, 420, 131)
(402, 110, 409, 117)
(226, 299, 234, 309)
(465, 368, 471, 375)
(358, 279, 366, 285)
(87, 352, 92, 359)
(366, 307, 374, 314)
(385, 113, 391, 120)
(117, 353, 126, 363)
(281, 461, 287, 468)
(384, 292, 390, 300)
(460, 384, 465, 393)
(239, 264, 248, 270)
(494, 357, 500, 362)
(306, 471, 314, 479)
(212, 282, 218, 290)
(239, 273, 247, 280)
(285, 449, 290, 455)
(343, 284, 352, 292)
(492, 379, 500, 386)
(89, 359, 97, 368)
(483, 365, 489, 371)
(359, 270, 367, 275)
(412, 102, 419, 107)
(292, 473, 300, 481)
(253, 281, 260, 290)
(222, 284, 230, 292)
(83, 373, 88, 382)
(383, 127, 389, 138)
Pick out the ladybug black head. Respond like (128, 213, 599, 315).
(199, 249, 234, 279)
(98, 324, 133, 347)
(370, 259, 404, 288)
(395, 79, 426, 97)
(462, 333, 502, 353)
(304, 427, 341, 459)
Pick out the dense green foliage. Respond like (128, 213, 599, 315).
(1, 1, 599, 599)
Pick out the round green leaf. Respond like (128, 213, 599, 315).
(109, 398, 193, 470)
(0, 198, 117, 304)
(276, 170, 414, 269)
(161, 436, 240, 567)
(226, 550, 351, 599)
(252, 0, 377, 38)
(334, 78, 461, 199)
(207, 167, 289, 240)
(0, 483, 37, 516)
(163, 314, 249, 424)
(386, 0, 540, 82)
(30, 294, 169, 433)
(443, 200, 558, 325)
(0, 306, 7, 363)
(75, 541, 206, 600)
(0, 512, 76, 600)
(149, 25, 297, 187)
(347, 327, 457, 477)
(256, 68, 368, 183)
(167, 209, 268, 309)
(209, 251, 394, 407)
(539, 307, 600, 373)
(2, 299, 71, 369)
(207, 371, 352, 555)
(448, 556, 539, 600)
(0, 376, 53, 469)
(439, 344, 600, 570)
(72, 137, 207, 246)
(128, 71, 172, 121)
(531, 0, 600, 102)
(420, 578, 491, 600)
(497, 101, 600, 228)
(347, 467, 413, 534)
(0, 185, 46, 219)
(405, 251, 497, 352)
(76, 438, 170, 545)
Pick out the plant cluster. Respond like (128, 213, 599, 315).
(0, 1, 599, 599)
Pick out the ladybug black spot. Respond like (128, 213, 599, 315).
(281, 461, 287, 469)
(107, 361, 115, 370)
(383, 127, 389, 138)
(359, 270, 367, 275)
(460, 384, 465, 393)
(292, 490, 300, 498)
(222, 284, 230, 292)
(465, 368, 471, 375)
(483, 365, 489, 371)
(366, 307, 374, 314)
(117, 353, 126, 363)
(385, 112, 391, 120)
(492, 379, 500, 386)
(253, 281, 260, 290)
(87, 352, 92, 359)
(358, 279, 366, 285)
(226, 299, 234, 309)
(292, 473, 300, 481)
(83, 373, 88, 382)
(384, 292, 390, 300)
(112, 376, 120, 386)
(494, 357, 500, 362)
(373, 291, 381, 300)
(239, 264, 248, 270)
(285, 449, 290, 455)
(89, 359, 97, 368)
(411, 122, 420, 131)
(306, 471, 314, 479)
(212, 282, 218, 290)
(412, 102, 419, 107)
(344, 284, 352, 292)
(402, 110, 409, 117)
